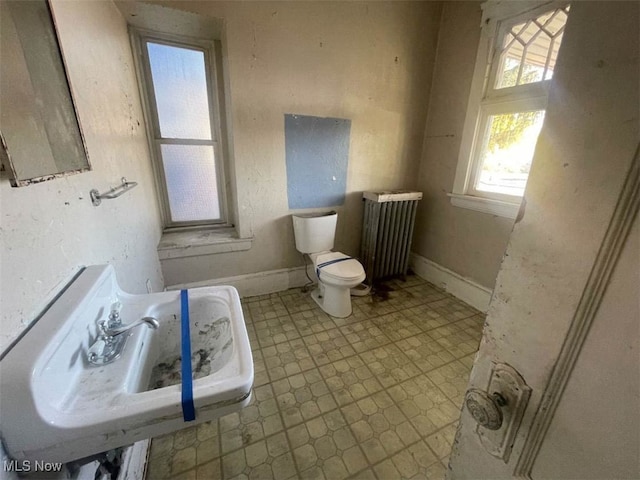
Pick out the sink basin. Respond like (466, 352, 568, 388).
(0, 265, 253, 463)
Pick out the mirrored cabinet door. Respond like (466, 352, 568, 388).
(0, 0, 91, 187)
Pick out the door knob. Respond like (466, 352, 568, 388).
(463, 364, 531, 462)
(464, 388, 508, 430)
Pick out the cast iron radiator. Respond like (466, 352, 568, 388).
(360, 191, 423, 283)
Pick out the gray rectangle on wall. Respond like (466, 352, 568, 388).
(285, 114, 351, 209)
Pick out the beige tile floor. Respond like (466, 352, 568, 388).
(145, 275, 484, 480)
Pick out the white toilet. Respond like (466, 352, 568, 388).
(292, 212, 366, 318)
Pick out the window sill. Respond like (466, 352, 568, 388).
(157, 227, 253, 260)
(448, 193, 520, 219)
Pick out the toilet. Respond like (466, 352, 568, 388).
(292, 211, 366, 317)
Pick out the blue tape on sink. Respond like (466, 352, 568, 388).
(181, 289, 196, 421)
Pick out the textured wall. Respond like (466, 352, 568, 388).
(153, 1, 442, 286)
(413, 2, 513, 290)
(0, 0, 164, 355)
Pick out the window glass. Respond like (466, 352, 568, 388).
(452, 2, 570, 213)
(476, 110, 545, 196)
(147, 42, 212, 140)
(495, 6, 569, 89)
(161, 144, 220, 222)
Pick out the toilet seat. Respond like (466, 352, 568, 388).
(314, 252, 365, 282)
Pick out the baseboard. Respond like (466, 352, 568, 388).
(167, 266, 310, 298)
(409, 253, 492, 313)
(167, 256, 492, 311)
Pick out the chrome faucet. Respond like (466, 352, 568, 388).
(87, 302, 159, 366)
(99, 316, 159, 337)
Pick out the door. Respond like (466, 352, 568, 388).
(449, 2, 639, 479)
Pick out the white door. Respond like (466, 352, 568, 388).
(449, 2, 639, 479)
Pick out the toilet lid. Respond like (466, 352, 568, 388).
(314, 252, 365, 282)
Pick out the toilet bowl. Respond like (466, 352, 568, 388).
(292, 212, 366, 318)
(310, 251, 366, 317)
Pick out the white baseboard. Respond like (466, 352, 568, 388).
(166, 256, 492, 311)
(409, 253, 492, 313)
(167, 266, 310, 298)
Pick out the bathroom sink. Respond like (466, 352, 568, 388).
(0, 265, 253, 463)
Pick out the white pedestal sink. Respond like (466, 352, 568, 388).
(0, 265, 253, 463)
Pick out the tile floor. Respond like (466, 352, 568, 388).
(145, 275, 484, 480)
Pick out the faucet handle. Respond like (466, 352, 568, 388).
(97, 320, 113, 345)
(97, 319, 108, 335)
(109, 302, 122, 325)
(110, 301, 122, 315)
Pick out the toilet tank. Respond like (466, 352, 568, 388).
(292, 212, 337, 254)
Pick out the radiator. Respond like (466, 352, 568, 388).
(360, 191, 423, 283)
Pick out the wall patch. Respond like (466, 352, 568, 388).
(285, 114, 351, 209)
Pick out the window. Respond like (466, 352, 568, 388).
(451, 2, 570, 218)
(132, 30, 228, 228)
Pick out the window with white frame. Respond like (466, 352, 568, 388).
(132, 30, 229, 228)
(451, 2, 570, 218)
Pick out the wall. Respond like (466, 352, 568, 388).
(413, 2, 513, 290)
(152, 1, 442, 286)
(0, 0, 164, 355)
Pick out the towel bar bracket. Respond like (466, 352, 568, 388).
(90, 177, 138, 206)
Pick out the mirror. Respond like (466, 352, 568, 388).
(0, 0, 91, 187)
